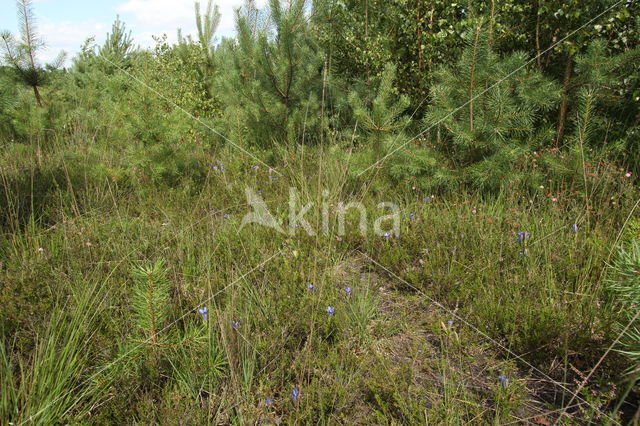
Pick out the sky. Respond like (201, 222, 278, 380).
(0, 0, 265, 64)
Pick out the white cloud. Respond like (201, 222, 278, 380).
(38, 19, 109, 64)
(115, 0, 268, 43)
(25, 0, 270, 65)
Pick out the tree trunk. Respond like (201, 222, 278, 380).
(469, 24, 482, 132)
(33, 86, 44, 107)
(365, 0, 370, 82)
(428, 3, 435, 74)
(535, 0, 542, 68)
(556, 54, 574, 147)
(488, 0, 496, 45)
(416, 0, 422, 70)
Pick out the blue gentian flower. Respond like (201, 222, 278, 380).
(345, 287, 352, 296)
(291, 387, 299, 402)
(498, 375, 509, 388)
(516, 231, 530, 243)
(409, 213, 415, 221)
(326, 306, 335, 316)
(198, 307, 208, 321)
(252, 165, 259, 170)
(232, 320, 239, 329)
(223, 213, 230, 220)
(307, 283, 315, 292)
(265, 397, 274, 406)
(447, 319, 454, 327)
(383, 232, 391, 239)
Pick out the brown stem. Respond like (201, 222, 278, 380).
(148, 276, 156, 345)
(556, 54, 574, 147)
(33, 86, 44, 108)
(428, 3, 435, 74)
(535, 0, 542, 68)
(469, 23, 483, 132)
(365, 0, 370, 81)
(488, 0, 496, 45)
(416, 0, 422, 70)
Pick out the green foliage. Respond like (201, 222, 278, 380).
(116, 259, 205, 385)
(176, 1, 220, 104)
(570, 40, 640, 170)
(0, 67, 18, 135)
(98, 16, 134, 72)
(316, 0, 473, 106)
(2, 0, 640, 422)
(348, 63, 410, 154)
(392, 28, 561, 192)
(0, 0, 66, 107)
(131, 259, 172, 339)
(219, 0, 330, 146)
(0, 280, 107, 423)
(608, 240, 640, 376)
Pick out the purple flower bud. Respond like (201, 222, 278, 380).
(265, 397, 274, 406)
(447, 319, 454, 327)
(198, 307, 208, 321)
(232, 320, 239, 329)
(291, 387, 299, 402)
(409, 213, 415, 221)
(326, 306, 335, 316)
(498, 375, 509, 388)
(345, 287, 352, 296)
(516, 231, 530, 244)
(307, 283, 315, 292)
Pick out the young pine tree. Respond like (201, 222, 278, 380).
(220, 0, 330, 146)
(0, 0, 66, 107)
(607, 237, 640, 381)
(348, 63, 410, 156)
(98, 16, 134, 72)
(417, 24, 561, 192)
(117, 259, 204, 383)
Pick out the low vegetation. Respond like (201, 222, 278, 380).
(1, 0, 639, 423)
